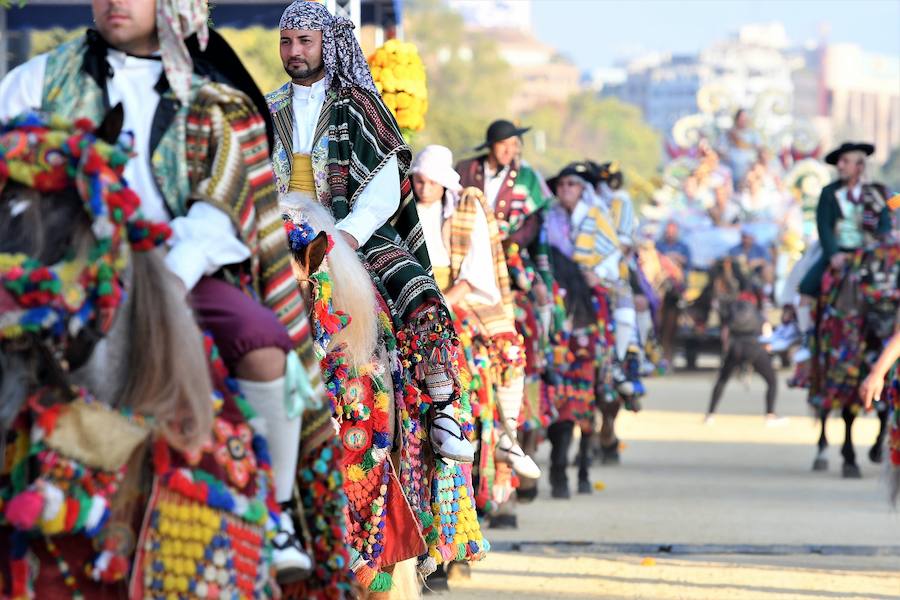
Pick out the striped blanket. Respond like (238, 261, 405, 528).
(449, 187, 515, 337)
(185, 82, 321, 392)
(319, 86, 443, 324)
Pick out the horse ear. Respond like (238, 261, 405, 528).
(95, 103, 124, 144)
(305, 231, 329, 275)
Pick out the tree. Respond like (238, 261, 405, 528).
(218, 27, 286, 95)
(404, 0, 517, 159)
(523, 94, 662, 203)
(875, 145, 900, 192)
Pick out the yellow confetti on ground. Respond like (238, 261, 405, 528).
(641, 557, 657, 566)
(593, 481, 606, 491)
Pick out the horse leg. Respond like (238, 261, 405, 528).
(812, 408, 829, 471)
(868, 406, 888, 464)
(841, 407, 861, 479)
(599, 401, 621, 465)
(576, 423, 593, 493)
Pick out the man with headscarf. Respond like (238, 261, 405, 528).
(0, 0, 320, 582)
(267, 2, 468, 465)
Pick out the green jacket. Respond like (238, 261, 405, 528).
(816, 181, 891, 258)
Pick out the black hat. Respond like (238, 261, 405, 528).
(547, 161, 596, 195)
(476, 119, 531, 151)
(824, 142, 875, 165)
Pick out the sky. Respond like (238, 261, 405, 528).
(530, 0, 900, 72)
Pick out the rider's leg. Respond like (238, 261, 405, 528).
(424, 358, 475, 463)
(495, 374, 541, 479)
(190, 277, 311, 579)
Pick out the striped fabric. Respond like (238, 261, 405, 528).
(185, 82, 322, 396)
(449, 187, 516, 336)
(573, 204, 621, 270)
(321, 86, 443, 324)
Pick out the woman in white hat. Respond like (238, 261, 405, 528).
(411, 145, 541, 480)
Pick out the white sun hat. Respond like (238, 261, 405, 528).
(410, 145, 463, 193)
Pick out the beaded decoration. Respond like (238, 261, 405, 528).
(0, 112, 180, 598)
(887, 365, 899, 468)
(425, 463, 489, 567)
(0, 112, 170, 344)
(132, 335, 278, 599)
(810, 243, 900, 411)
(340, 365, 395, 590)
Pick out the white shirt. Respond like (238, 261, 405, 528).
(836, 182, 865, 249)
(290, 79, 400, 247)
(418, 197, 501, 306)
(458, 203, 502, 305)
(0, 50, 250, 291)
(417, 200, 450, 268)
(483, 162, 510, 210)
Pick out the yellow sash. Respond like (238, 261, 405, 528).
(433, 266, 451, 292)
(289, 153, 315, 194)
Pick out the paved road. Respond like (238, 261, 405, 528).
(436, 364, 900, 599)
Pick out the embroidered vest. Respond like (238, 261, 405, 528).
(41, 36, 194, 217)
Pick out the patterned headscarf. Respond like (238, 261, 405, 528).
(157, 0, 209, 106)
(279, 0, 378, 95)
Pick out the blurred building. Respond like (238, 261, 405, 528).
(607, 23, 794, 135)
(446, 0, 580, 114)
(447, 0, 532, 33)
(606, 21, 900, 162)
(480, 27, 580, 114)
(794, 43, 900, 163)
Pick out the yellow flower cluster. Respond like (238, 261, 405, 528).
(368, 39, 428, 132)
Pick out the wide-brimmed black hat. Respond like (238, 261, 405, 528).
(475, 119, 531, 151)
(547, 161, 597, 194)
(824, 142, 875, 165)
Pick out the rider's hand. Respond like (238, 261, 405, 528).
(858, 373, 885, 411)
(533, 280, 550, 305)
(443, 282, 471, 306)
(584, 271, 602, 288)
(340, 230, 360, 251)
(829, 252, 846, 270)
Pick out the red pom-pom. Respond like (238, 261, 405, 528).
(5, 488, 44, 530)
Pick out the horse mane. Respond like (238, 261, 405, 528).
(282, 193, 379, 369)
(116, 250, 213, 451)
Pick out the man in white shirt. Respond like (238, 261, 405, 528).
(267, 2, 467, 466)
(0, 0, 318, 582)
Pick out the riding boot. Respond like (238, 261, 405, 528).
(793, 305, 814, 364)
(496, 377, 541, 479)
(548, 421, 574, 499)
(424, 361, 475, 463)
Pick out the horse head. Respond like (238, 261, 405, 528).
(281, 192, 379, 369)
(0, 107, 211, 451)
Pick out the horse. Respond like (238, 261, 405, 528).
(808, 243, 898, 478)
(280, 193, 489, 598)
(0, 110, 282, 597)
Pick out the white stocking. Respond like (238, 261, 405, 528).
(636, 310, 654, 347)
(614, 307, 637, 362)
(797, 304, 813, 333)
(497, 375, 525, 446)
(238, 377, 301, 504)
(423, 360, 454, 408)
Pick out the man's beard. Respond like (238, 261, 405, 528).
(284, 61, 324, 81)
